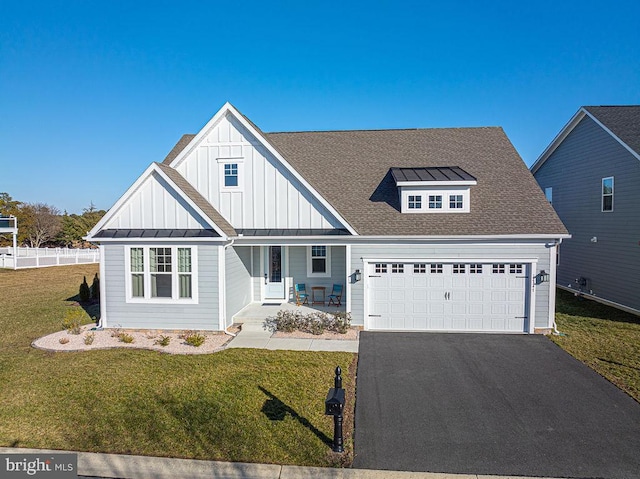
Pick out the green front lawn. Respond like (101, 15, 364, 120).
(550, 289, 640, 402)
(0, 266, 356, 466)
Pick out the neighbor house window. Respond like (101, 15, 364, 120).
(602, 177, 613, 212)
(307, 246, 331, 277)
(545, 187, 553, 204)
(127, 246, 197, 302)
(449, 195, 463, 209)
(408, 195, 422, 209)
(224, 163, 238, 187)
(428, 195, 442, 209)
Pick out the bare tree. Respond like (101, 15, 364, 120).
(21, 203, 62, 248)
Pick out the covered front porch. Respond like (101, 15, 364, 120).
(233, 299, 346, 324)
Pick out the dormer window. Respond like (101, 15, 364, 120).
(408, 195, 422, 209)
(428, 195, 442, 209)
(392, 166, 477, 214)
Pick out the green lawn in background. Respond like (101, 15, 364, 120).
(551, 289, 640, 402)
(0, 265, 356, 466)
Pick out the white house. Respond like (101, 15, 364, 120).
(87, 103, 569, 333)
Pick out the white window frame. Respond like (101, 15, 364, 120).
(400, 186, 471, 213)
(306, 245, 331, 278)
(602, 177, 614, 212)
(217, 158, 244, 191)
(125, 245, 198, 304)
(408, 195, 422, 210)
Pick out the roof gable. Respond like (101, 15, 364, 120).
(87, 164, 233, 240)
(162, 103, 357, 234)
(531, 106, 640, 174)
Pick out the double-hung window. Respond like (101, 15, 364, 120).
(307, 246, 331, 277)
(602, 177, 613, 212)
(127, 246, 197, 302)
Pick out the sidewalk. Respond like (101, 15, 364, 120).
(226, 318, 359, 353)
(0, 448, 565, 479)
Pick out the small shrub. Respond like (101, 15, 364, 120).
(110, 328, 122, 338)
(154, 335, 171, 347)
(84, 332, 95, 345)
(62, 308, 84, 335)
(59, 337, 69, 344)
(90, 273, 100, 300)
(264, 310, 304, 333)
(303, 312, 329, 335)
(181, 331, 206, 347)
(331, 312, 352, 334)
(145, 331, 158, 340)
(119, 333, 135, 344)
(79, 276, 91, 302)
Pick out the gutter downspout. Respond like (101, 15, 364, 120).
(551, 238, 564, 336)
(223, 239, 235, 335)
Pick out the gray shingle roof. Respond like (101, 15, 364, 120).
(584, 106, 640, 155)
(160, 125, 568, 237)
(265, 128, 568, 236)
(155, 163, 236, 237)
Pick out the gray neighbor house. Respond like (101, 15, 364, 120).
(87, 103, 568, 334)
(532, 105, 640, 315)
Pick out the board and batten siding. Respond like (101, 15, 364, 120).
(104, 171, 210, 230)
(288, 246, 347, 301)
(225, 246, 252, 327)
(349, 242, 552, 329)
(174, 113, 343, 230)
(103, 243, 220, 330)
(534, 115, 640, 311)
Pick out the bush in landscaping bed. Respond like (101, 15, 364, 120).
(265, 310, 352, 335)
(79, 276, 91, 302)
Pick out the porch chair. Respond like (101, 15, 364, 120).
(294, 283, 309, 306)
(328, 284, 343, 307)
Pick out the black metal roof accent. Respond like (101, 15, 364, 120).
(94, 229, 220, 238)
(390, 166, 477, 183)
(236, 228, 351, 236)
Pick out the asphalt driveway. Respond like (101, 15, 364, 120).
(353, 333, 640, 479)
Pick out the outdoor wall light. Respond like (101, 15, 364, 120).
(354, 269, 362, 282)
(536, 270, 550, 285)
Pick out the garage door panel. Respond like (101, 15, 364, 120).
(367, 261, 528, 332)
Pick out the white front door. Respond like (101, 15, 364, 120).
(264, 246, 286, 300)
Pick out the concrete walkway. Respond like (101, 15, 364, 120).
(0, 448, 564, 479)
(226, 317, 359, 353)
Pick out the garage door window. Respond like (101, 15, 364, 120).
(469, 264, 483, 273)
(375, 263, 387, 273)
(391, 264, 404, 273)
(430, 264, 443, 273)
(453, 264, 466, 274)
(492, 264, 505, 274)
(414, 263, 427, 273)
(510, 264, 523, 274)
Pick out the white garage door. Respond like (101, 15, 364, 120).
(367, 262, 529, 332)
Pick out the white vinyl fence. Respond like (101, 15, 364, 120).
(0, 246, 99, 269)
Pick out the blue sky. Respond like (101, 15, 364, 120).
(1, 0, 639, 214)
